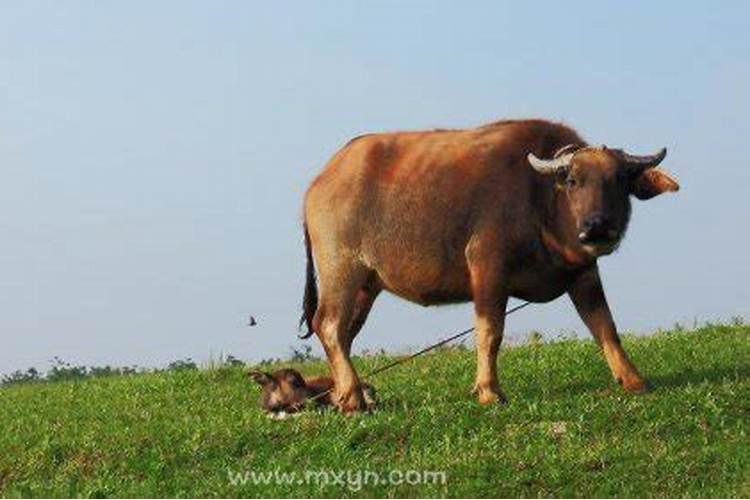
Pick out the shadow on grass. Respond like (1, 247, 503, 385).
(557, 363, 750, 398)
(647, 364, 750, 391)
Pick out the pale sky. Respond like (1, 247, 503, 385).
(1, 1, 748, 375)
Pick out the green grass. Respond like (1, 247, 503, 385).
(1, 323, 748, 498)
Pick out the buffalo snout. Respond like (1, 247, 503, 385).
(579, 213, 619, 244)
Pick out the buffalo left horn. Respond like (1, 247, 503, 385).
(617, 147, 668, 173)
(527, 151, 575, 174)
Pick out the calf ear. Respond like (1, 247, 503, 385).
(631, 168, 680, 200)
(248, 370, 274, 386)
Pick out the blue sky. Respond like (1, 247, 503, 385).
(1, 1, 748, 374)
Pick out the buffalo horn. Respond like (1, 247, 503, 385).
(527, 151, 575, 174)
(617, 147, 667, 173)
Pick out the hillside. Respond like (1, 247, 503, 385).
(0, 323, 748, 497)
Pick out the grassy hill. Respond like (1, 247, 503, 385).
(0, 322, 748, 497)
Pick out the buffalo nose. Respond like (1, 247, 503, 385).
(579, 214, 614, 243)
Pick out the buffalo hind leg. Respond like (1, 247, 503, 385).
(313, 264, 370, 414)
(568, 265, 647, 393)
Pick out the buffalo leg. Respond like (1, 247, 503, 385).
(468, 255, 509, 405)
(313, 264, 369, 413)
(568, 265, 647, 392)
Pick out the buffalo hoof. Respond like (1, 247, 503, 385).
(479, 392, 509, 406)
(473, 384, 509, 406)
(620, 376, 649, 394)
(336, 388, 368, 415)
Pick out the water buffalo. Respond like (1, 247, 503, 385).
(299, 119, 679, 413)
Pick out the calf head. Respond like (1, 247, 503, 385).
(249, 368, 377, 415)
(249, 368, 314, 415)
(529, 145, 679, 257)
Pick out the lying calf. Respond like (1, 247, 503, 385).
(249, 368, 376, 417)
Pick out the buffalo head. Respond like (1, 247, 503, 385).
(528, 145, 679, 256)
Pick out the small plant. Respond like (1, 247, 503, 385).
(166, 358, 198, 372)
(88, 365, 129, 378)
(289, 344, 316, 363)
(46, 357, 88, 382)
(256, 356, 281, 366)
(527, 330, 544, 346)
(223, 354, 245, 367)
(1, 367, 41, 386)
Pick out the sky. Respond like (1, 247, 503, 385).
(0, 1, 748, 375)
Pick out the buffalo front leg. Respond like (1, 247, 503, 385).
(473, 302, 509, 405)
(469, 258, 509, 405)
(568, 265, 647, 393)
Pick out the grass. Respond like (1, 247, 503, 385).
(0, 323, 748, 497)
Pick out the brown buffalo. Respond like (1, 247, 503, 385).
(299, 119, 679, 413)
(249, 368, 376, 416)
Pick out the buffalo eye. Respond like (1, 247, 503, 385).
(566, 177, 578, 189)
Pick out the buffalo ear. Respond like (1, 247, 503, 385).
(631, 168, 680, 200)
(248, 370, 275, 386)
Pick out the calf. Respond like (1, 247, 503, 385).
(249, 368, 376, 417)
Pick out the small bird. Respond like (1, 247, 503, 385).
(247, 315, 257, 327)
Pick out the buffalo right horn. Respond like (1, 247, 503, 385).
(527, 151, 575, 174)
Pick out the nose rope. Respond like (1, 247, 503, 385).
(304, 300, 532, 405)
